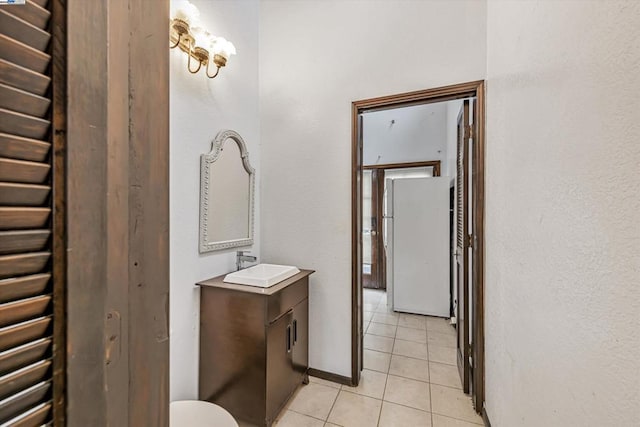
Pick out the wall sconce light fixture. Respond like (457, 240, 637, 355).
(170, 0, 236, 79)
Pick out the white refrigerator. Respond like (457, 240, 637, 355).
(385, 177, 450, 317)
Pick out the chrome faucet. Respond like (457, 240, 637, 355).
(236, 250, 257, 271)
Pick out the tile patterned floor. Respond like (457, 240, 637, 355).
(269, 289, 484, 427)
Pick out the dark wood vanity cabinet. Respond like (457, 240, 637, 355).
(198, 270, 313, 427)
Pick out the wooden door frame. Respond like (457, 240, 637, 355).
(51, 0, 67, 424)
(66, 0, 170, 425)
(351, 81, 486, 412)
(363, 160, 441, 176)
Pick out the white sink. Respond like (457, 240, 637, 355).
(223, 264, 301, 288)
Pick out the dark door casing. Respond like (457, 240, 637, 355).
(352, 82, 486, 413)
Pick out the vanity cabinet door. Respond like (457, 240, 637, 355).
(266, 310, 295, 423)
(292, 298, 309, 381)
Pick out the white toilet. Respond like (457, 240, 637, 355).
(170, 400, 239, 427)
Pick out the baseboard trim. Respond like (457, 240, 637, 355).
(482, 406, 492, 427)
(308, 368, 353, 386)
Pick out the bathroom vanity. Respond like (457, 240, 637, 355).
(197, 269, 314, 426)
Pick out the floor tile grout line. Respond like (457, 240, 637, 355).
(426, 325, 430, 363)
(364, 348, 457, 366)
(365, 343, 457, 364)
(427, 326, 433, 426)
(357, 364, 466, 390)
(364, 290, 478, 426)
(376, 395, 434, 414)
(430, 406, 485, 426)
(344, 378, 480, 425)
(338, 386, 436, 422)
(375, 361, 390, 427)
(322, 385, 341, 424)
(386, 370, 429, 385)
(394, 337, 429, 345)
(370, 373, 437, 419)
(328, 390, 483, 427)
(286, 407, 331, 423)
(429, 378, 485, 425)
(430, 381, 471, 392)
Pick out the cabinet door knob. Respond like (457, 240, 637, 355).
(286, 324, 292, 353)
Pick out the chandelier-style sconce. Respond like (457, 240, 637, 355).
(169, 0, 236, 79)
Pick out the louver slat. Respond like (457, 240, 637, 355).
(0, 274, 50, 303)
(0, 317, 51, 353)
(0, 381, 51, 424)
(0, 338, 51, 375)
(0, 10, 50, 51)
(0, 60, 50, 96)
(0, 133, 50, 162)
(0, 158, 50, 184)
(1, 1, 51, 31)
(0, 84, 50, 118)
(0, 35, 50, 74)
(0, 230, 50, 255)
(2, 400, 52, 426)
(1, 2, 59, 424)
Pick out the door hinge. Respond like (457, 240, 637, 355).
(105, 310, 121, 367)
(464, 124, 473, 139)
(466, 234, 474, 248)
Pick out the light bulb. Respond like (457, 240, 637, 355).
(191, 27, 212, 48)
(171, 0, 200, 27)
(211, 37, 236, 61)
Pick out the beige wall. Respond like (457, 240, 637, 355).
(485, 1, 640, 425)
(170, 0, 260, 400)
(169, 1, 640, 422)
(259, 0, 487, 377)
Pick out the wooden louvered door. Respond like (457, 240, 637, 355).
(0, 1, 65, 426)
(456, 99, 470, 394)
(470, 97, 484, 410)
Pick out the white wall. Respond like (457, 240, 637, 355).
(170, 0, 260, 400)
(260, 0, 486, 377)
(363, 103, 448, 166)
(485, 1, 640, 425)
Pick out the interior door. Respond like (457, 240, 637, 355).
(364, 169, 385, 289)
(456, 100, 471, 393)
(374, 170, 386, 290)
(362, 170, 374, 288)
(354, 113, 364, 383)
(0, 3, 65, 425)
(470, 98, 484, 409)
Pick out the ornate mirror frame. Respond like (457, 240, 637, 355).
(199, 129, 256, 252)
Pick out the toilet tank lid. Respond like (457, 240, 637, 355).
(170, 400, 238, 427)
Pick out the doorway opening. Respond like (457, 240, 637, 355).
(351, 81, 486, 415)
(362, 161, 441, 291)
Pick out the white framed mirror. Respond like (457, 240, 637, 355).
(199, 130, 255, 252)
